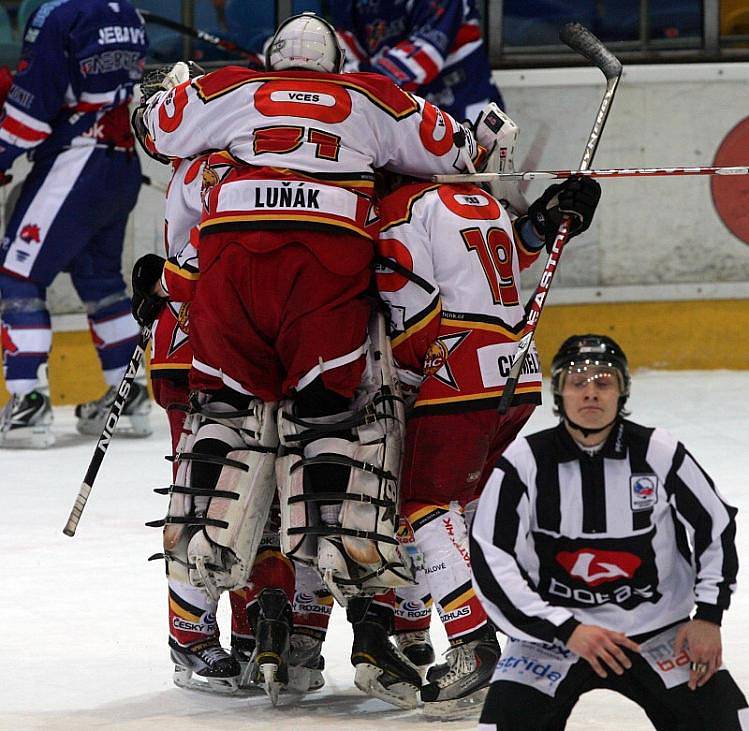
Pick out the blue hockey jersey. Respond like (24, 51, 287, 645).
(332, 0, 503, 121)
(0, 0, 147, 170)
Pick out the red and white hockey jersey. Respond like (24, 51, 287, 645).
(377, 181, 543, 413)
(142, 67, 482, 241)
(150, 155, 207, 380)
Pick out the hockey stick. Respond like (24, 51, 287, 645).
(497, 23, 622, 415)
(63, 324, 152, 537)
(139, 10, 263, 66)
(434, 165, 749, 183)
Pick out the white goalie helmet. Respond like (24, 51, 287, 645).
(266, 12, 344, 74)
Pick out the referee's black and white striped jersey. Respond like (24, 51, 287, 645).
(470, 419, 739, 644)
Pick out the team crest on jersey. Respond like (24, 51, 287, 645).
(423, 331, 469, 390)
(630, 474, 658, 511)
(166, 302, 190, 357)
(19, 224, 41, 244)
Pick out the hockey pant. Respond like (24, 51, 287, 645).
(479, 625, 749, 730)
(399, 404, 536, 643)
(0, 147, 141, 394)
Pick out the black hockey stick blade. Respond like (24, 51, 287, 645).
(559, 23, 623, 80)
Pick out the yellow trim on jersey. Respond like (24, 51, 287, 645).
(271, 167, 375, 192)
(149, 362, 191, 371)
(441, 316, 524, 339)
(169, 596, 202, 622)
(380, 185, 441, 233)
(391, 297, 442, 349)
(408, 503, 452, 524)
(200, 213, 373, 239)
(442, 587, 475, 613)
(164, 260, 200, 281)
(195, 74, 419, 120)
(415, 383, 541, 407)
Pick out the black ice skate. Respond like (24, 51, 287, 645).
(0, 390, 54, 448)
(288, 632, 325, 693)
(349, 598, 422, 710)
(74, 381, 152, 437)
(169, 636, 242, 695)
(231, 635, 265, 693)
(394, 629, 435, 676)
(420, 624, 501, 720)
(249, 588, 292, 705)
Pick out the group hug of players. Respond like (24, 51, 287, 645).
(127, 10, 603, 719)
(0, 2, 744, 728)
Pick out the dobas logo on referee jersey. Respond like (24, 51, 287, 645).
(556, 548, 641, 586)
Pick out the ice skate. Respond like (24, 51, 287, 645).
(394, 629, 435, 676)
(74, 381, 152, 437)
(420, 625, 501, 720)
(231, 636, 265, 693)
(249, 589, 292, 705)
(288, 633, 325, 693)
(169, 636, 242, 694)
(351, 617, 421, 709)
(0, 391, 55, 448)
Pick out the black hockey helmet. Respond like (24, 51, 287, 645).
(551, 333, 630, 417)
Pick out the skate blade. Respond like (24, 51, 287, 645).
(422, 686, 488, 720)
(0, 425, 55, 449)
(260, 663, 283, 706)
(354, 663, 419, 710)
(173, 665, 241, 696)
(286, 664, 325, 693)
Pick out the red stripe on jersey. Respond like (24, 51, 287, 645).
(0, 114, 48, 142)
(451, 23, 482, 51)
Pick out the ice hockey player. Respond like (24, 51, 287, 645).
(133, 11, 485, 704)
(0, 0, 150, 447)
(374, 106, 601, 718)
(332, 0, 503, 121)
(132, 66, 321, 699)
(471, 334, 748, 730)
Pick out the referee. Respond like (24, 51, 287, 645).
(470, 334, 747, 730)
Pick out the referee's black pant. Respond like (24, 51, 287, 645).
(479, 655, 747, 730)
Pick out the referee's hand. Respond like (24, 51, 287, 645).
(675, 619, 722, 690)
(566, 624, 641, 678)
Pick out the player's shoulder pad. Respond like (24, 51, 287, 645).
(337, 71, 420, 117)
(379, 181, 440, 230)
(192, 65, 262, 102)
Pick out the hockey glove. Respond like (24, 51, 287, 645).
(132, 254, 167, 327)
(526, 176, 601, 250)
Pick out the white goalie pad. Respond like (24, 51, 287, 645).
(187, 401, 279, 600)
(475, 102, 529, 216)
(276, 311, 414, 602)
(340, 310, 412, 587)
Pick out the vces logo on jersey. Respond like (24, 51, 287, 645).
(556, 549, 641, 587)
(20, 224, 41, 244)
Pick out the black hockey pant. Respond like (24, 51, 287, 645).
(479, 655, 748, 730)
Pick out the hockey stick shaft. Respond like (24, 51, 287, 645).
(63, 325, 152, 537)
(498, 24, 622, 415)
(434, 166, 749, 183)
(139, 10, 262, 64)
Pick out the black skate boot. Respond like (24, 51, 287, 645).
(0, 390, 54, 448)
(75, 380, 152, 437)
(420, 624, 501, 720)
(288, 632, 326, 693)
(169, 636, 241, 694)
(249, 588, 292, 705)
(394, 629, 435, 676)
(349, 597, 422, 709)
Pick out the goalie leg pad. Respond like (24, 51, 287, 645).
(185, 396, 279, 599)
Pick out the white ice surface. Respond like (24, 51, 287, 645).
(1, 370, 747, 730)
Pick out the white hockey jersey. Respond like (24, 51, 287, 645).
(150, 155, 206, 377)
(141, 67, 483, 241)
(376, 181, 543, 412)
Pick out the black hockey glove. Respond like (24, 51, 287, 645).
(526, 176, 602, 251)
(132, 254, 167, 327)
